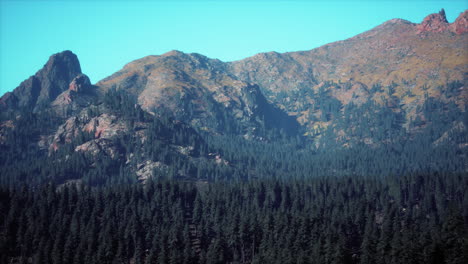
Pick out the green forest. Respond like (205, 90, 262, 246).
(1, 173, 467, 264)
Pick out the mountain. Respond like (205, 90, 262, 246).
(96, 50, 298, 137)
(0, 9, 467, 186)
(1, 9, 468, 264)
(228, 9, 468, 139)
(0, 51, 85, 112)
(230, 9, 467, 94)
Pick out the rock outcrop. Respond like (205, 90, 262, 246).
(83, 114, 127, 139)
(69, 74, 92, 93)
(417, 9, 468, 34)
(450, 10, 468, 34)
(417, 9, 449, 33)
(75, 139, 122, 160)
(136, 160, 169, 181)
(49, 113, 128, 152)
(51, 74, 97, 116)
(0, 50, 82, 111)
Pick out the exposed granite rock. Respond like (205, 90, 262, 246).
(75, 139, 122, 159)
(49, 113, 127, 152)
(136, 160, 169, 181)
(83, 114, 127, 139)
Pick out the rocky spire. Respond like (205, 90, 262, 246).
(438, 8, 448, 23)
(0, 50, 82, 111)
(417, 8, 450, 33)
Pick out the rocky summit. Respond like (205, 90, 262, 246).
(0, 9, 467, 184)
(0, 50, 82, 111)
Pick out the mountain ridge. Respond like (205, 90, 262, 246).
(0, 9, 466, 185)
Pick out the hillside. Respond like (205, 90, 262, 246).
(229, 10, 468, 139)
(96, 50, 298, 137)
(0, 9, 466, 186)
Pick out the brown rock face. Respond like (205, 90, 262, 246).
(451, 10, 468, 34)
(417, 9, 449, 33)
(0, 50, 82, 111)
(75, 139, 122, 159)
(69, 74, 91, 93)
(417, 9, 468, 34)
(83, 114, 127, 139)
(49, 113, 128, 153)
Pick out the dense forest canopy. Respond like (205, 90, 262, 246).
(1, 173, 467, 264)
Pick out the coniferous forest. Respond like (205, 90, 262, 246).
(1, 174, 467, 264)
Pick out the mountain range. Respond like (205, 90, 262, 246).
(0, 9, 467, 185)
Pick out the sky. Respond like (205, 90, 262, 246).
(0, 0, 467, 96)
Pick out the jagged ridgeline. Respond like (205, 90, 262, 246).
(1, 10, 467, 186)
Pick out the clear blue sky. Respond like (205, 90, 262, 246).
(0, 0, 466, 96)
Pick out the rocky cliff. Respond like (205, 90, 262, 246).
(0, 51, 82, 111)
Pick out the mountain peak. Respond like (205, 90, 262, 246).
(451, 10, 468, 34)
(162, 50, 186, 57)
(45, 50, 81, 71)
(438, 8, 448, 22)
(0, 50, 83, 111)
(417, 8, 449, 33)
